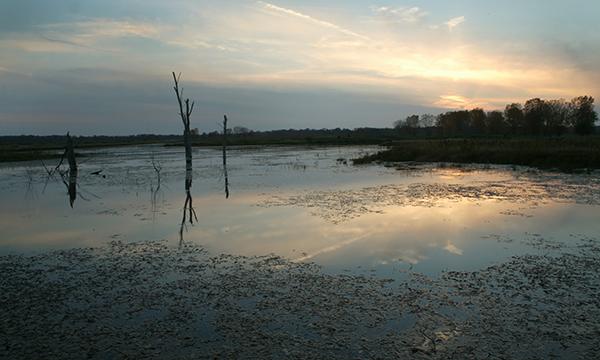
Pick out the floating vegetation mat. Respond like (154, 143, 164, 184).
(261, 176, 600, 223)
(1, 238, 599, 359)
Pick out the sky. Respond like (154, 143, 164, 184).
(1, 0, 599, 135)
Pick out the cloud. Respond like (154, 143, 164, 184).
(445, 16, 465, 30)
(1, 1, 598, 134)
(0, 67, 438, 135)
(0, 18, 167, 53)
(434, 95, 515, 110)
(258, 1, 369, 40)
(444, 242, 463, 256)
(5, 18, 235, 54)
(435, 95, 470, 109)
(372, 6, 428, 24)
(42, 18, 160, 41)
(0, 35, 94, 53)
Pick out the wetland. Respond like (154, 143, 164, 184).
(1, 145, 600, 359)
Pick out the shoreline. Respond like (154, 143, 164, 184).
(4, 136, 600, 173)
(353, 137, 600, 171)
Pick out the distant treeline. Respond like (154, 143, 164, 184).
(193, 127, 401, 145)
(395, 96, 598, 137)
(0, 128, 401, 151)
(0, 134, 182, 151)
(1, 95, 598, 155)
(0, 134, 183, 162)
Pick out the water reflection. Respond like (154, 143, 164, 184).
(64, 133, 78, 208)
(223, 115, 230, 199)
(150, 154, 163, 222)
(186, 197, 503, 271)
(223, 142, 230, 199)
(2, 145, 600, 278)
(39, 133, 79, 208)
(65, 168, 77, 208)
(179, 161, 198, 244)
(24, 168, 37, 200)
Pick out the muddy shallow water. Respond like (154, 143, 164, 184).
(1, 145, 600, 358)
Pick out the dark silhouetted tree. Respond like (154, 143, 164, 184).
(437, 110, 469, 136)
(545, 99, 570, 135)
(172, 72, 198, 242)
(469, 108, 487, 135)
(405, 115, 419, 128)
(524, 98, 548, 135)
(569, 96, 597, 135)
(420, 114, 436, 127)
(504, 103, 524, 135)
(394, 115, 419, 135)
(486, 111, 507, 135)
(232, 126, 250, 134)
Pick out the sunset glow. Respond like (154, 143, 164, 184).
(0, 1, 598, 134)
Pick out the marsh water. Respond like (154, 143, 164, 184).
(2, 145, 600, 278)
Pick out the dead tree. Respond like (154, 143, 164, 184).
(172, 72, 197, 241)
(172, 72, 194, 185)
(63, 133, 78, 207)
(150, 154, 163, 222)
(223, 115, 229, 199)
(50, 132, 78, 207)
(65, 133, 77, 173)
(40, 132, 81, 207)
(151, 153, 162, 190)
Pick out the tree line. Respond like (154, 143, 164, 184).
(395, 96, 598, 136)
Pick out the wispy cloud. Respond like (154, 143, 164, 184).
(39, 34, 114, 52)
(258, 1, 370, 40)
(0, 35, 91, 53)
(372, 6, 428, 24)
(22, 19, 235, 53)
(1, 0, 597, 129)
(43, 18, 160, 40)
(434, 95, 516, 110)
(18, 18, 165, 52)
(444, 241, 463, 256)
(445, 16, 466, 30)
(435, 95, 471, 109)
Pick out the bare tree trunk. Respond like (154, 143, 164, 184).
(172, 72, 197, 243)
(68, 170, 77, 208)
(65, 132, 77, 173)
(65, 132, 77, 207)
(42, 132, 78, 207)
(150, 154, 162, 222)
(223, 115, 229, 199)
(183, 100, 193, 191)
(172, 72, 194, 190)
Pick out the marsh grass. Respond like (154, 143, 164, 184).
(0, 149, 63, 163)
(353, 137, 600, 171)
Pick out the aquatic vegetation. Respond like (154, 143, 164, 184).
(261, 171, 600, 223)
(1, 238, 599, 359)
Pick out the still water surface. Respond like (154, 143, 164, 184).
(1, 145, 599, 277)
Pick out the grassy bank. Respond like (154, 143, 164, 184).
(0, 132, 390, 162)
(0, 135, 180, 163)
(353, 137, 600, 171)
(0, 149, 64, 163)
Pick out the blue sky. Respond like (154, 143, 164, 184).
(1, 0, 599, 135)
